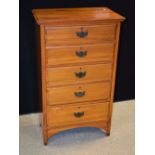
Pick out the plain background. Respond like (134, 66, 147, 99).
(19, 0, 135, 115)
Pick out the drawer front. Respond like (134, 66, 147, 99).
(47, 82, 111, 105)
(46, 43, 114, 66)
(45, 25, 116, 46)
(46, 63, 112, 86)
(47, 102, 109, 127)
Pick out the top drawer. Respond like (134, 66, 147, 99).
(45, 25, 116, 47)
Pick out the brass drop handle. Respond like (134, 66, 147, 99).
(75, 71, 86, 78)
(76, 28, 88, 38)
(74, 91, 85, 97)
(75, 50, 87, 58)
(74, 112, 84, 118)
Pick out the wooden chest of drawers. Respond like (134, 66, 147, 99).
(32, 7, 125, 145)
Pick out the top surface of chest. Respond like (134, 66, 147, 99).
(32, 7, 125, 26)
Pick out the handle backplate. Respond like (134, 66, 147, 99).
(74, 112, 84, 118)
(76, 30, 88, 38)
(74, 91, 85, 97)
(75, 71, 86, 78)
(75, 50, 87, 58)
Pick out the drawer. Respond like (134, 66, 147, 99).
(45, 25, 116, 46)
(46, 63, 112, 86)
(46, 43, 114, 66)
(47, 82, 111, 105)
(47, 102, 109, 127)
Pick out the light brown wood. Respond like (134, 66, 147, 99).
(46, 63, 112, 86)
(47, 102, 109, 127)
(107, 23, 121, 134)
(32, 7, 125, 26)
(47, 120, 108, 138)
(47, 82, 111, 105)
(45, 25, 116, 46)
(46, 43, 114, 66)
(32, 7, 125, 145)
(40, 26, 48, 145)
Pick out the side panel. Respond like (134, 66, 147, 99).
(108, 23, 121, 134)
(40, 25, 48, 145)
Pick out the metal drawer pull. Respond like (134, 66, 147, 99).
(74, 91, 85, 97)
(74, 112, 84, 118)
(75, 71, 86, 78)
(75, 50, 87, 57)
(76, 29, 88, 38)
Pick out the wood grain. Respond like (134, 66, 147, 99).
(32, 7, 125, 144)
(107, 23, 121, 134)
(46, 43, 114, 66)
(47, 102, 109, 127)
(47, 82, 111, 105)
(47, 120, 108, 138)
(40, 26, 48, 145)
(32, 7, 125, 25)
(46, 63, 112, 86)
(45, 25, 116, 46)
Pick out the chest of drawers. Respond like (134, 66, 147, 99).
(32, 7, 125, 145)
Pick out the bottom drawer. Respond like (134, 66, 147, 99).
(47, 102, 109, 127)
